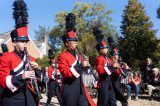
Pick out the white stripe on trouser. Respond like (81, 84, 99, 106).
(6, 75, 18, 92)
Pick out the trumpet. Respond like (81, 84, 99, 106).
(24, 47, 42, 100)
(76, 46, 99, 80)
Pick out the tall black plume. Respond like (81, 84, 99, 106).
(48, 49, 54, 59)
(107, 36, 117, 49)
(93, 27, 104, 42)
(65, 13, 76, 32)
(13, 0, 28, 28)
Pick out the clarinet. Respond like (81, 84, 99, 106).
(24, 47, 42, 100)
(111, 58, 127, 78)
(76, 46, 99, 80)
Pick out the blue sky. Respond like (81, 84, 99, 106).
(0, 0, 160, 39)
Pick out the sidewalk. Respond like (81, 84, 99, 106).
(40, 93, 160, 106)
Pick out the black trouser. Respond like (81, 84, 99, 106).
(2, 87, 37, 106)
(0, 87, 4, 106)
(62, 78, 89, 106)
(38, 81, 46, 92)
(97, 76, 117, 106)
(46, 80, 62, 105)
(112, 75, 128, 104)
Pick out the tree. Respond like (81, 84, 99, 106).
(49, 2, 118, 62)
(36, 56, 50, 68)
(34, 25, 62, 50)
(34, 25, 50, 42)
(49, 26, 63, 50)
(120, 0, 160, 68)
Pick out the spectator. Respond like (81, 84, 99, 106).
(141, 58, 155, 83)
(89, 78, 98, 98)
(121, 71, 132, 93)
(121, 63, 132, 85)
(147, 68, 160, 101)
(42, 67, 49, 95)
(39, 67, 48, 93)
(126, 72, 141, 101)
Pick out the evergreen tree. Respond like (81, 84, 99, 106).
(120, 0, 160, 68)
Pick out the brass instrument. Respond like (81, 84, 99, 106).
(24, 47, 42, 100)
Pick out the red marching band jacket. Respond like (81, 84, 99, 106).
(0, 51, 39, 105)
(95, 55, 113, 88)
(48, 66, 61, 80)
(48, 66, 56, 80)
(95, 55, 113, 76)
(48, 66, 62, 87)
(58, 50, 96, 106)
(58, 51, 80, 78)
(112, 60, 122, 75)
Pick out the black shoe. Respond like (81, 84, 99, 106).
(149, 95, 153, 101)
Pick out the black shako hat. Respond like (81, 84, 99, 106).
(62, 13, 78, 43)
(10, 0, 29, 42)
(93, 27, 109, 51)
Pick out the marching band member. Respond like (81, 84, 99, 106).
(0, 44, 9, 105)
(46, 58, 62, 106)
(93, 27, 117, 106)
(0, 0, 39, 105)
(58, 13, 96, 106)
(111, 48, 128, 105)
